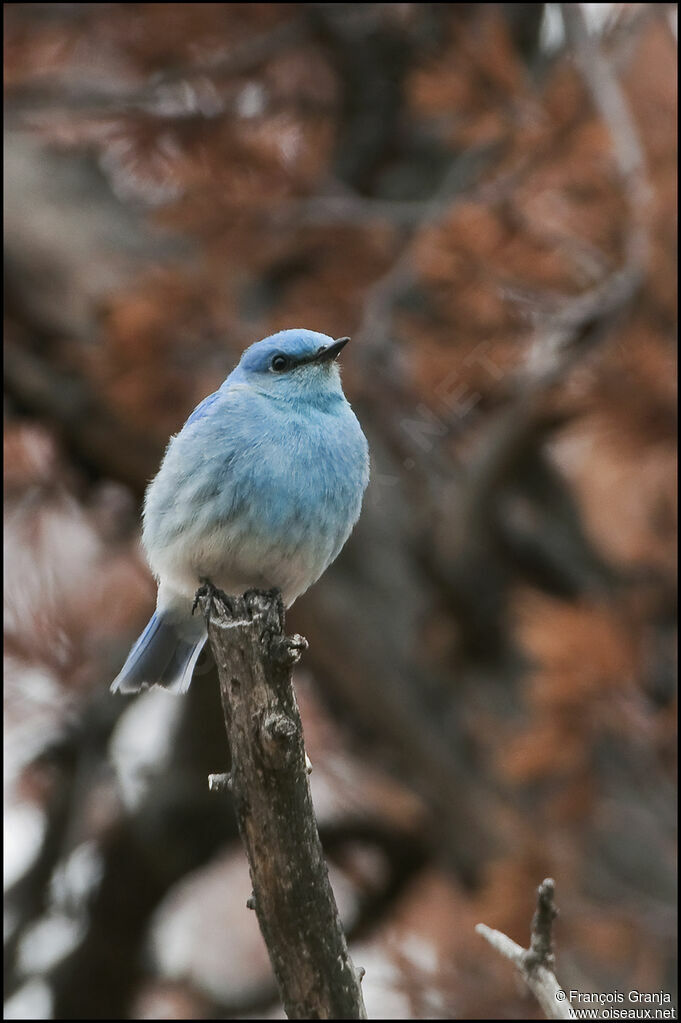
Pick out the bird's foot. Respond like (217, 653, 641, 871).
(193, 577, 233, 618)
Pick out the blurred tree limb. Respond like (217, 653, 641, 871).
(476, 878, 576, 1020)
(4, 16, 306, 121)
(561, 2, 650, 268)
(197, 584, 367, 1020)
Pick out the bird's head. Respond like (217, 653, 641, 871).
(231, 329, 350, 405)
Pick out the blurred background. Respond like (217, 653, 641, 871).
(3, 3, 677, 1019)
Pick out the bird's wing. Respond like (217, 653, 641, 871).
(184, 390, 221, 428)
(145, 384, 254, 530)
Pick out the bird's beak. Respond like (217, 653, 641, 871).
(314, 337, 350, 363)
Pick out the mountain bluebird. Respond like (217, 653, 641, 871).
(112, 328, 369, 694)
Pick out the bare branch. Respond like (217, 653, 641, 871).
(524, 876, 559, 973)
(197, 584, 366, 1021)
(207, 772, 232, 793)
(4, 18, 306, 121)
(476, 878, 576, 1020)
(561, 2, 650, 269)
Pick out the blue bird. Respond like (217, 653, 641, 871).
(112, 329, 370, 694)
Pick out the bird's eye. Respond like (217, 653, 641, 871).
(271, 355, 289, 372)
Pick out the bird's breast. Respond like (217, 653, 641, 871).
(144, 398, 368, 606)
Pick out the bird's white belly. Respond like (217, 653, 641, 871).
(149, 516, 339, 609)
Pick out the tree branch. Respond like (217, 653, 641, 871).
(4, 17, 306, 121)
(197, 584, 367, 1021)
(476, 878, 576, 1020)
(561, 2, 650, 271)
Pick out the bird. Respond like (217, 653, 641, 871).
(111, 328, 370, 694)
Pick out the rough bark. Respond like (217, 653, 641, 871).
(197, 584, 367, 1021)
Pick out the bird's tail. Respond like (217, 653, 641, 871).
(111, 611, 207, 695)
